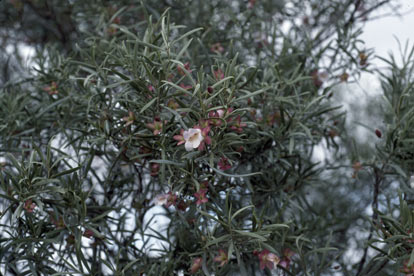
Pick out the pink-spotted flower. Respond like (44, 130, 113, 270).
(147, 119, 164, 135)
(279, 248, 295, 269)
(194, 120, 212, 151)
(23, 199, 36, 213)
(173, 129, 186, 146)
(214, 69, 224, 80)
(177, 62, 191, 76)
(154, 192, 177, 208)
(122, 111, 135, 126)
(210, 43, 224, 53)
(248, 0, 256, 8)
(214, 249, 228, 266)
(190, 257, 203, 274)
(218, 157, 232, 171)
(258, 249, 280, 270)
(208, 109, 226, 126)
(44, 82, 58, 95)
(183, 128, 204, 151)
(229, 115, 247, 133)
(194, 189, 208, 205)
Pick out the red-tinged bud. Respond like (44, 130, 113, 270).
(113, 17, 121, 24)
(190, 257, 203, 274)
(177, 200, 188, 211)
(247, 0, 256, 8)
(210, 43, 224, 53)
(375, 129, 382, 138)
(66, 235, 76, 246)
(207, 86, 214, 93)
(23, 199, 36, 213)
(214, 69, 224, 80)
(328, 129, 338, 138)
(359, 52, 368, 66)
(340, 73, 349, 82)
(150, 163, 160, 176)
(83, 229, 94, 239)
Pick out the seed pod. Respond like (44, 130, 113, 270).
(375, 129, 382, 138)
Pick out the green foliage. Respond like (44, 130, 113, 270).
(0, 0, 412, 275)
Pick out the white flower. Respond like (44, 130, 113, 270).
(183, 128, 204, 151)
(410, 175, 414, 188)
(154, 194, 168, 205)
(217, 109, 225, 118)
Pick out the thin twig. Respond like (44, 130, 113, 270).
(356, 163, 387, 275)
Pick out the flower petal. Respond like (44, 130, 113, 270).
(185, 141, 194, 151)
(183, 130, 191, 140)
(192, 138, 202, 148)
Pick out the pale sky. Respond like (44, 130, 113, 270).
(361, 0, 414, 66)
(313, 0, 414, 163)
(343, 0, 414, 142)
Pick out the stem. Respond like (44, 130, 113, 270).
(356, 164, 386, 275)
